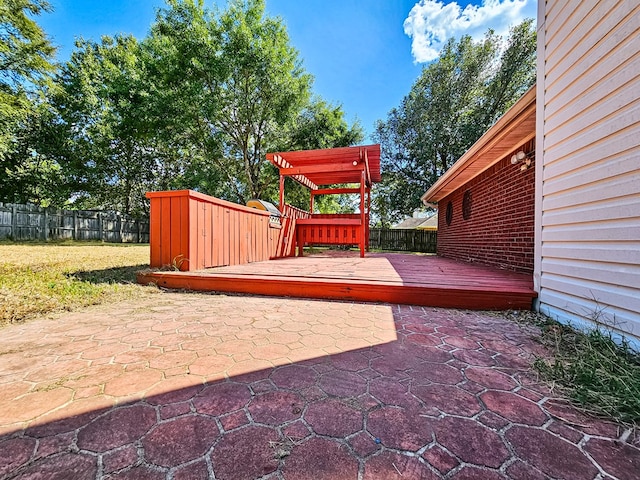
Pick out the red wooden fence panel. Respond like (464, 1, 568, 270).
(147, 190, 284, 271)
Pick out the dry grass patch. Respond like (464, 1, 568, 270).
(534, 319, 640, 426)
(500, 310, 640, 426)
(0, 241, 158, 326)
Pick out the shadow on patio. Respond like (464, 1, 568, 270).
(0, 293, 637, 479)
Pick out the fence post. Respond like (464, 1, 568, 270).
(11, 205, 17, 239)
(42, 208, 48, 241)
(136, 219, 141, 243)
(97, 212, 103, 242)
(72, 210, 78, 240)
(117, 213, 122, 243)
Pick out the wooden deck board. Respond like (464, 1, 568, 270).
(138, 252, 537, 310)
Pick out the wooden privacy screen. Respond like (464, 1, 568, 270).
(147, 190, 308, 271)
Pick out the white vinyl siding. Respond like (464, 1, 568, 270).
(537, 0, 640, 339)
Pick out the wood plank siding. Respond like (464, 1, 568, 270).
(147, 190, 285, 271)
(536, 1, 640, 337)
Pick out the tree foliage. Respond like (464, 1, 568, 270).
(144, 0, 314, 204)
(0, 0, 55, 145)
(0, 0, 55, 191)
(0, 0, 362, 213)
(373, 20, 536, 225)
(47, 36, 157, 214)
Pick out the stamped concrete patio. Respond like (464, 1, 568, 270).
(0, 293, 638, 479)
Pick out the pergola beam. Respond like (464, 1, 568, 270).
(280, 163, 364, 176)
(311, 187, 362, 196)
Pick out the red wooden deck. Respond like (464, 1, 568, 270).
(138, 252, 536, 310)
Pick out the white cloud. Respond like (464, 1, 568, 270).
(404, 0, 537, 63)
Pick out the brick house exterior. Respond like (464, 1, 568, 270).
(437, 139, 535, 273)
(422, 86, 536, 274)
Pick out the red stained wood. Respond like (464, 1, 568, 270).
(146, 190, 276, 271)
(359, 171, 366, 258)
(179, 197, 189, 269)
(268, 146, 379, 259)
(312, 187, 362, 196)
(295, 215, 369, 257)
(297, 219, 361, 226)
(149, 197, 162, 269)
(170, 196, 182, 267)
(188, 196, 198, 270)
(160, 197, 172, 267)
(280, 163, 364, 176)
(203, 201, 212, 269)
(138, 252, 536, 310)
(267, 144, 381, 185)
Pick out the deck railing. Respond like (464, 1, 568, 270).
(278, 204, 310, 257)
(147, 190, 438, 271)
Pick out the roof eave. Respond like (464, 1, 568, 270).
(421, 84, 536, 205)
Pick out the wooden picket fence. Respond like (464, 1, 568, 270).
(0, 203, 149, 243)
(369, 228, 437, 253)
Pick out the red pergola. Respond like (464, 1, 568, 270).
(266, 144, 381, 257)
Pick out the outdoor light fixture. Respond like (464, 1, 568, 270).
(511, 150, 533, 171)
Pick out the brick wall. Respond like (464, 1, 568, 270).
(437, 139, 535, 273)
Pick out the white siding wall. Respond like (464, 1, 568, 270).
(536, 0, 640, 339)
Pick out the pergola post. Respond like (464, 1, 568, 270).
(366, 188, 371, 252)
(359, 170, 366, 258)
(279, 175, 285, 213)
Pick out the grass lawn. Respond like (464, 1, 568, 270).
(0, 241, 158, 326)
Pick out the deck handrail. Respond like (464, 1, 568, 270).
(281, 203, 310, 219)
(146, 190, 271, 217)
(298, 218, 361, 226)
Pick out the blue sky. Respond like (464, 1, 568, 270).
(39, 0, 537, 141)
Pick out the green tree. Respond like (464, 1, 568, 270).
(0, 100, 68, 205)
(286, 98, 363, 151)
(12, 0, 361, 213)
(147, 0, 312, 204)
(216, 0, 311, 202)
(269, 98, 364, 211)
(49, 36, 152, 215)
(49, 34, 193, 215)
(0, 0, 55, 157)
(143, 0, 229, 199)
(147, 0, 361, 209)
(0, 0, 57, 203)
(373, 20, 536, 224)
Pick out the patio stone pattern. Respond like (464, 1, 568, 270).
(0, 293, 638, 479)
